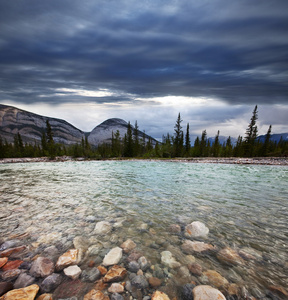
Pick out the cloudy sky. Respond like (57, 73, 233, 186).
(0, 0, 287, 140)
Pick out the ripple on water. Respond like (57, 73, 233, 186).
(0, 161, 287, 295)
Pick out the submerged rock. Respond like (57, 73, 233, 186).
(63, 265, 82, 280)
(201, 270, 229, 288)
(1, 260, 23, 271)
(120, 239, 136, 253)
(103, 265, 127, 283)
(161, 251, 181, 269)
(94, 221, 112, 235)
(131, 275, 149, 289)
(55, 249, 81, 271)
(181, 240, 215, 254)
(151, 290, 170, 300)
(0, 284, 39, 300)
(192, 285, 226, 300)
(185, 221, 209, 239)
(138, 256, 149, 271)
(30, 257, 54, 278)
(41, 273, 63, 293)
(84, 289, 109, 300)
(102, 247, 123, 266)
(14, 272, 35, 289)
(81, 268, 101, 282)
(217, 247, 244, 266)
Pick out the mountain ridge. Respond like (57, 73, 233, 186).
(0, 104, 157, 147)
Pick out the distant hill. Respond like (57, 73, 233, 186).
(257, 133, 288, 143)
(0, 104, 157, 147)
(0, 104, 85, 145)
(88, 118, 157, 146)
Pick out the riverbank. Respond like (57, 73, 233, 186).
(0, 156, 287, 165)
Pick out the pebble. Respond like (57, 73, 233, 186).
(0, 284, 39, 300)
(138, 256, 149, 271)
(103, 265, 127, 283)
(0, 257, 8, 269)
(217, 247, 244, 266)
(107, 283, 125, 294)
(185, 221, 209, 239)
(83, 289, 109, 300)
(81, 267, 101, 282)
(1, 260, 23, 271)
(102, 247, 123, 266)
(94, 221, 112, 235)
(131, 275, 149, 289)
(55, 249, 81, 271)
(181, 240, 215, 254)
(192, 285, 226, 300)
(30, 257, 54, 277)
(120, 239, 136, 253)
(160, 251, 181, 269)
(41, 273, 63, 293)
(110, 293, 124, 300)
(151, 291, 170, 300)
(14, 272, 35, 289)
(148, 277, 162, 288)
(63, 265, 82, 280)
(201, 270, 229, 288)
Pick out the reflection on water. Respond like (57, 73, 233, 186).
(0, 161, 287, 296)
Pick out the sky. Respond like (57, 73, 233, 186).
(0, 0, 288, 141)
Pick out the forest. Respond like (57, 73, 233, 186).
(0, 106, 287, 159)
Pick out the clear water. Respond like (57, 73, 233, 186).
(0, 161, 287, 296)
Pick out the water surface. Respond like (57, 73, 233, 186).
(0, 161, 287, 296)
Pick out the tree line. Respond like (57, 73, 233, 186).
(0, 106, 287, 159)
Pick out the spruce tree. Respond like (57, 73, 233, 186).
(262, 125, 272, 156)
(185, 123, 191, 156)
(212, 130, 220, 157)
(244, 105, 258, 157)
(173, 113, 183, 157)
(200, 130, 207, 157)
(123, 122, 134, 157)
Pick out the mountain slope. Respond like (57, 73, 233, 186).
(0, 104, 85, 145)
(88, 118, 157, 146)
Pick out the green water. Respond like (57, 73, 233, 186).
(0, 161, 287, 296)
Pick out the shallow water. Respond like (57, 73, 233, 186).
(1, 161, 287, 297)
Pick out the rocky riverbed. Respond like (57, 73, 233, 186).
(0, 156, 288, 165)
(0, 220, 287, 300)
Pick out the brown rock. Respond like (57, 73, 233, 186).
(0, 246, 27, 258)
(228, 283, 240, 296)
(97, 266, 107, 276)
(127, 250, 143, 262)
(0, 282, 13, 297)
(103, 265, 127, 283)
(0, 257, 8, 269)
(216, 247, 244, 266)
(181, 240, 215, 254)
(84, 289, 109, 300)
(2, 260, 23, 271)
(269, 285, 288, 298)
(152, 290, 170, 300)
(0, 284, 39, 300)
(93, 279, 108, 291)
(30, 257, 54, 278)
(148, 277, 162, 288)
(108, 283, 125, 293)
(168, 224, 181, 234)
(202, 270, 229, 288)
(120, 239, 136, 253)
(55, 249, 80, 271)
(1, 269, 21, 281)
(192, 285, 226, 300)
(188, 263, 202, 276)
(36, 294, 53, 300)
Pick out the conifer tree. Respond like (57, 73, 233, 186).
(185, 123, 191, 156)
(244, 105, 258, 157)
(261, 125, 272, 156)
(200, 130, 207, 157)
(212, 130, 220, 157)
(173, 113, 183, 157)
(45, 120, 55, 158)
(123, 121, 134, 157)
(134, 121, 140, 156)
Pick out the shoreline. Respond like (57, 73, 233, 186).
(0, 156, 287, 165)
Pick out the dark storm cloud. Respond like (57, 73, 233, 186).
(0, 0, 287, 105)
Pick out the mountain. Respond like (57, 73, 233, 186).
(0, 104, 157, 147)
(88, 118, 157, 146)
(208, 136, 237, 146)
(0, 104, 85, 145)
(257, 133, 288, 143)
